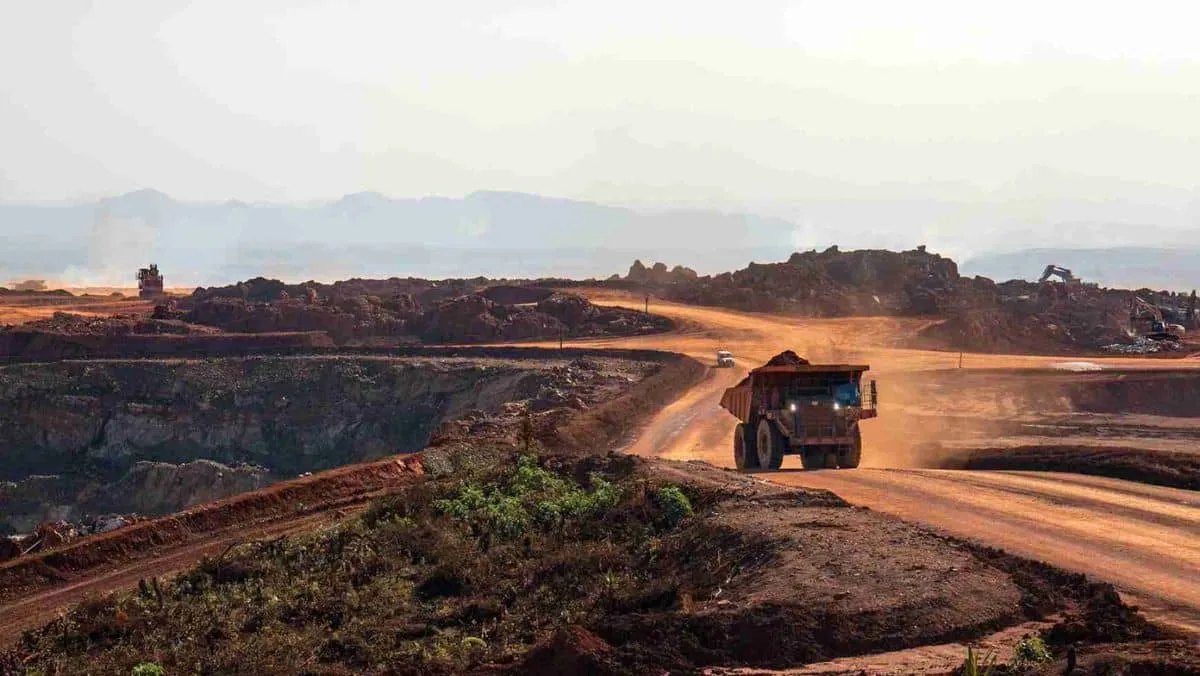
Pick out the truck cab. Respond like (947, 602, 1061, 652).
(716, 350, 735, 367)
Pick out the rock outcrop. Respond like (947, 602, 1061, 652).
(626, 260, 698, 285)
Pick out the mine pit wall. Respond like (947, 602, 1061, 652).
(884, 368, 1200, 419)
(868, 367, 1200, 472)
(1058, 370, 1200, 417)
(0, 347, 699, 534)
(0, 330, 336, 362)
(0, 349, 705, 602)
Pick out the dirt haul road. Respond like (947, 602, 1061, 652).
(533, 291, 1200, 635)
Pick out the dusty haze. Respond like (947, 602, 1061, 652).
(3, 2, 1200, 281)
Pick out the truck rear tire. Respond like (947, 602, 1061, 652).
(734, 423, 759, 470)
(756, 419, 785, 470)
(837, 428, 862, 469)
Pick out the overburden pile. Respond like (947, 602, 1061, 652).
(617, 248, 1195, 354)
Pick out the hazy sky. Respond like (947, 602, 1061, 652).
(3, 1, 1200, 240)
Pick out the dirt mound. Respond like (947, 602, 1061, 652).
(623, 246, 960, 316)
(415, 292, 669, 344)
(180, 278, 670, 345)
(184, 295, 411, 343)
(518, 626, 619, 675)
(16, 312, 217, 336)
(765, 350, 810, 366)
(416, 293, 503, 342)
(190, 276, 480, 308)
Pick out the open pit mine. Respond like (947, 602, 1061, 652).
(0, 255, 1196, 674)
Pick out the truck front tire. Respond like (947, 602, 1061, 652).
(837, 427, 862, 469)
(756, 419, 785, 470)
(734, 423, 759, 470)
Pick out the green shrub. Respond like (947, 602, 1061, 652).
(435, 455, 624, 538)
(1012, 636, 1051, 667)
(655, 486, 693, 527)
(132, 664, 165, 676)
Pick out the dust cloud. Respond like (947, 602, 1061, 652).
(59, 207, 158, 288)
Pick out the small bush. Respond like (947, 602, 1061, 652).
(435, 455, 624, 538)
(132, 664, 165, 676)
(655, 485, 693, 527)
(1011, 635, 1051, 667)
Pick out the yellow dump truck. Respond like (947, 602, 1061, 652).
(720, 351, 877, 471)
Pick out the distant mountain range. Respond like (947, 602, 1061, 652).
(4, 189, 1199, 291)
(961, 248, 1200, 292)
(1, 189, 799, 287)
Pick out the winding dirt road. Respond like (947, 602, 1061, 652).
(2, 293, 1196, 646)
(537, 292, 1200, 634)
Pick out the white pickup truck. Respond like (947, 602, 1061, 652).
(716, 350, 735, 368)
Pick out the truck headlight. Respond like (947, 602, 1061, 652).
(833, 403, 840, 411)
(789, 403, 797, 412)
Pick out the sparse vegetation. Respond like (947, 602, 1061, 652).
(7, 452, 766, 674)
(654, 485, 694, 527)
(1011, 635, 1051, 669)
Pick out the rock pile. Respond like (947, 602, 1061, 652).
(617, 248, 1196, 354)
(179, 278, 669, 345)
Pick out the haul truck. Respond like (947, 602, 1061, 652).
(719, 352, 877, 471)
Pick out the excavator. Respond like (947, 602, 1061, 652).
(1130, 297, 1186, 341)
(1038, 265, 1077, 284)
